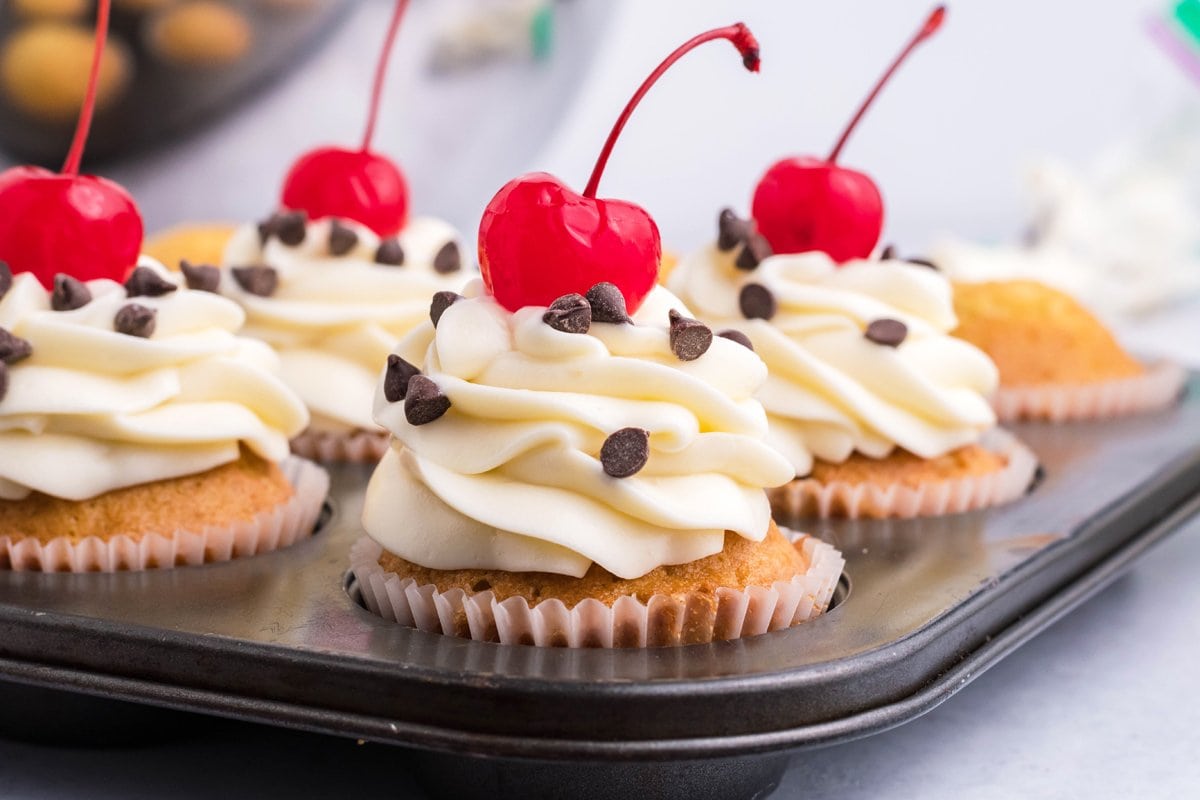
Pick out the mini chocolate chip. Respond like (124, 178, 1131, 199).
(231, 266, 278, 297)
(257, 214, 279, 245)
(0, 328, 33, 364)
(864, 318, 908, 347)
(586, 282, 630, 324)
(432, 241, 462, 274)
(383, 354, 421, 402)
(328, 219, 358, 256)
(879, 244, 897, 260)
(906, 257, 938, 270)
(717, 328, 754, 351)
(543, 293, 591, 334)
(717, 208, 751, 251)
(124, 266, 178, 298)
(274, 211, 307, 246)
(0, 261, 11, 298)
(114, 303, 156, 338)
(668, 309, 712, 361)
(739, 283, 776, 320)
(430, 291, 462, 327)
(179, 260, 220, 292)
(735, 232, 773, 270)
(0, 361, 7, 403)
(404, 375, 451, 425)
(375, 238, 405, 266)
(51, 274, 91, 311)
(600, 427, 650, 478)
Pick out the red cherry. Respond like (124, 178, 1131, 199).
(479, 24, 761, 313)
(278, 0, 411, 237)
(751, 5, 946, 262)
(0, 0, 143, 288)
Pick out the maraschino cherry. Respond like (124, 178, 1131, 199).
(751, 5, 946, 262)
(479, 24, 761, 313)
(279, 0, 411, 237)
(0, 0, 143, 288)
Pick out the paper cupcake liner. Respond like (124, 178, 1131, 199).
(771, 428, 1039, 521)
(0, 457, 329, 572)
(290, 428, 390, 463)
(992, 361, 1187, 423)
(350, 533, 844, 649)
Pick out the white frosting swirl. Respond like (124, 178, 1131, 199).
(221, 216, 469, 433)
(0, 260, 308, 501)
(669, 246, 998, 475)
(362, 280, 793, 580)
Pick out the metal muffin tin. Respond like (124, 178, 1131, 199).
(0, 378, 1197, 800)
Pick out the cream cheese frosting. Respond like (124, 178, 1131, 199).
(221, 215, 468, 433)
(669, 244, 998, 476)
(0, 260, 308, 501)
(362, 280, 794, 580)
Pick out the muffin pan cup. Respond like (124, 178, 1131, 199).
(0, 378, 1197, 800)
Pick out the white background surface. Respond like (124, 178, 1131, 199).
(0, 1, 1197, 797)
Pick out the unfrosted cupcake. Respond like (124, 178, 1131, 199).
(217, 212, 467, 461)
(0, 259, 327, 571)
(351, 280, 844, 647)
(668, 210, 1038, 520)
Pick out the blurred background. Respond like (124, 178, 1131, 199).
(0, 0, 1197, 321)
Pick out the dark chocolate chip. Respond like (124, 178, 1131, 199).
(879, 244, 897, 260)
(383, 354, 421, 403)
(328, 219, 358, 256)
(274, 211, 307, 246)
(543, 293, 591, 334)
(668, 309, 712, 361)
(0, 261, 11, 299)
(114, 303, 156, 338)
(231, 266, 278, 297)
(600, 427, 650, 478)
(0, 362, 7, 403)
(179, 260, 220, 293)
(430, 291, 462, 327)
(906, 257, 939, 270)
(734, 232, 773, 271)
(0, 328, 33, 364)
(375, 238, 405, 266)
(51, 274, 91, 311)
(586, 282, 630, 324)
(717, 208, 751, 251)
(124, 266, 178, 298)
(432, 241, 462, 274)
(717, 328, 754, 351)
(256, 214, 279, 245)
(864, 318, 908, 347)
(738, 283, 776, 320)
(404, 374, 451, 425)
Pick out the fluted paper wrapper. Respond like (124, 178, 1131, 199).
(350, 533, 844, 648)
(771, 428, 1038, 521)
(290, 428, 390, 463)
(0, 457, 329, 572)
(992, 361, 1187, 423)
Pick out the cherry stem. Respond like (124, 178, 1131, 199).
(583, 23, 760, 199)
(361, 0, 411, 152)
(61, 0, 112, 176)
(827, 4, 946, 164)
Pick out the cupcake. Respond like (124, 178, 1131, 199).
(0, 259, 327, 571)
(668, 210, 1038, 520)
(352, 21, 844, 647)
(218, 212, 467, 462)
(352, 279, 843, 647)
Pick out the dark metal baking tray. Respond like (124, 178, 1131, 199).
(0, 377, 1196, 800)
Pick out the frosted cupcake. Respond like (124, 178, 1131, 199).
(668, 210, 1038, 520)
(0, 259, 327, 571)
(218, 212, 467, 461)
(352, 280, 843, 647)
